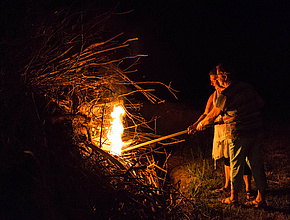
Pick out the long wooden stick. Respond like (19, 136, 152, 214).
(122, 123, 218, 152)
(122, 130, 188, 152)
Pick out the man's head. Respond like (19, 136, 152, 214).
(216, 63, 232, 88)
(209, 68, 223, 91)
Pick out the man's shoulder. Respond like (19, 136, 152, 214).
(207, 92, 215, 103)
(210, 90, 218, 97)
(226, 81, 254, 94)
(233, 81, 254, 89)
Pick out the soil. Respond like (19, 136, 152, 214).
(168, 156, 193, 198)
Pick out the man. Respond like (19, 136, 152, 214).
(188, 68, 253, 199)
(189, 63, 267, 207)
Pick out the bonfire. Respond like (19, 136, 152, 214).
(20, 8, 183, 218)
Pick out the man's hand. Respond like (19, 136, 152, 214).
(187, 124, 197, 134)
(196, 122, 205, 131)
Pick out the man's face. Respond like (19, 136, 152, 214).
(210, 75, 220, 90)
(216, 68, 226, 87)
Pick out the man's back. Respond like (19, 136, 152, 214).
(217, 81, 264, 137)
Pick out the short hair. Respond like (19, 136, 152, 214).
(216, 62, 234, 80)
(216, 63, 233, 75)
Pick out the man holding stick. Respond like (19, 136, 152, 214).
(189, 69, 254, 198)
(188, 63, 267, 207)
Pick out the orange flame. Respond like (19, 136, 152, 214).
(108, 105, 126, 155)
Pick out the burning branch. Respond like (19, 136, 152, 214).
(22, 8, 183, 218)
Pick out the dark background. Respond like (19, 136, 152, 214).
(1, 0, 289, 120)
(114, 1, 290, 121)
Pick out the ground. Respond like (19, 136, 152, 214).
(167, 119, 290, 219)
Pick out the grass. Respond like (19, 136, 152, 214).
(172, 121, 290, 219)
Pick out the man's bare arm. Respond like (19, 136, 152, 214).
(196, 107, 222, 131)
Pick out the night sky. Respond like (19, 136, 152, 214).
(1, 0, 289, 120)
(114, 1, 290, 120)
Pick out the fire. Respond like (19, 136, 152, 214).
(78, 102, 130, 155)
(108, 105, 126, 155)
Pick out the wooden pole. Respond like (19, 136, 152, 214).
(122, 129, 188, 152)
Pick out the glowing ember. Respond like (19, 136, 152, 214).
(108, 105, 126, 155)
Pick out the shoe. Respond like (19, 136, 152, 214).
(211, 187, 230, 194)
(220, 197, 238, 205)
(246, 190, 255, 201)
(244, 200, 267, 209)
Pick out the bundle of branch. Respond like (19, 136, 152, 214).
(23, 8, 180, 218)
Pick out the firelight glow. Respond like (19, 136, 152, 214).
(108, 105, 126, 155)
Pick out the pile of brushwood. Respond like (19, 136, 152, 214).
(0, 7, 193, 219)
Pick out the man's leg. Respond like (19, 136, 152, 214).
(243, 174, 251, 192)
(246, 134, 267, 203)
(228, 138, 247, 201)
(243, 162, 252, 198)
(224, 157, 231, 189)
(224, 165, 231, 189)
